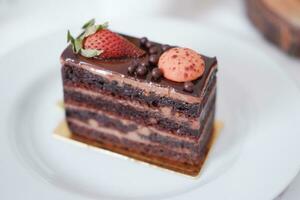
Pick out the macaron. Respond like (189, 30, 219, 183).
(158, 47, 205, 82)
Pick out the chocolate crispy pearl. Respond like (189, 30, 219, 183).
(151, 68, 162, 80)
(140, 37, 148, 46)
(183, 82, 194, 92)
(145, 41, 153, 49)
(127, 64, 137, 75)
(149, 46, 160, 54)
(136, 65, 148, 76)
(140, 60, 150, 68)
(149, 54, 159, 65)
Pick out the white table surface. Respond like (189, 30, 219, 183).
(0, 0, 299, 199)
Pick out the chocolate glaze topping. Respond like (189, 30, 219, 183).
(61, 34, 217, 97)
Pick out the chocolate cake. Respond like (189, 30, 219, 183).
(246, 0, 300, 57)
(60, 19, 218, 176)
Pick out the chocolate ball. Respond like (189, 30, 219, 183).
(140, 37, 148, 46)
(149, 54, 159, 65)
(161, 44, 171, 52)
(151, 68, 163, 80)
(149, 46, 160, 54)
(140, 60, 150, 68)
(127, 63, 138, 75)
(183, 81, 194, 92)
(145, 41, 153, 49)
(136, 65, 148, 76)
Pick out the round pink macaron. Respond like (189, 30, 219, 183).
(158, 47, 205, 82)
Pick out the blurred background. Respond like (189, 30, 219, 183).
(0, 0, 299, 199)
(0, 0, 299, 84)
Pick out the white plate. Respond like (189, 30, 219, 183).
(1, 18, 300, 200)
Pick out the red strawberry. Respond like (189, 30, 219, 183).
(83, 29, 145, 59)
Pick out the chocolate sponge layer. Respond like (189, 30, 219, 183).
(64, 89, 216, 139)
(66, 103, 215, 150)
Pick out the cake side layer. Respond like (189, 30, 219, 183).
(62, 64, 217, 117)
(67, 108, 214, 176)
(64, 88, 216, 139)
(65, 104, 197, 143)
(63, 81, 216, 130)
(67, 112, 214, 162)
(67, 118, 194, 154)
(65, 103, 215, 149)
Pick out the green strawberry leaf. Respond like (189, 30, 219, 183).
(82, 18, 95, 29)
(74, 38, 83, 53)
(82, 22, 109, 38)
(67, 19, 108, 58)
(77, 30, 85, 39)
(67, 30, 74, 43)
(102, 21, 109, 29)
(82, 25, 99, 38)
(67, 30, 77, 52)
(80, 49, 103, 57)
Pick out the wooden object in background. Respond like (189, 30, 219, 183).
(246, 0, 300, 57)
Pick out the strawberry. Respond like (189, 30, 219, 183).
(67, 19, 145, 59)
(83, 29, 145, 59)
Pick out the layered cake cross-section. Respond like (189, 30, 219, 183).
(60, 19, 218, 176)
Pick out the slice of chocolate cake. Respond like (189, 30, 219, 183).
(60, 19, 217, 176)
